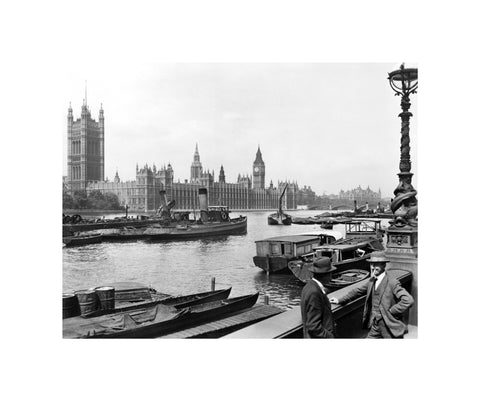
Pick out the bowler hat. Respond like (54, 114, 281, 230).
(308, 257, 336, 274)
(366, 251, 390, 263)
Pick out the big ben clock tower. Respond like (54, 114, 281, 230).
(252, 146, 265, 189)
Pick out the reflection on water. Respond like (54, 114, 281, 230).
(63, 210, 389, 310)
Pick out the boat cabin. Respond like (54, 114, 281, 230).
(206, 206, 230, 222)
(312, 239, 380, 265)
(299, 229, 343, 244)
(345, 219, 384, 239)
(255, 235, 324, 259)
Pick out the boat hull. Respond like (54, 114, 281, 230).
(63, 234, 103, 247)
(145, 216, 247, 240)
(253, 255, 292, 274)
(99, 227, 147, 241)
(268, 214, 292, 225)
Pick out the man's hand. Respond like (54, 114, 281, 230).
(329, 297, 339, 304)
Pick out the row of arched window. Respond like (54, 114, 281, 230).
(72, 140, 82, 155)
(71, 166, 82, 180)
(87, 140, 101, 156)
(71, 140, 102, 155)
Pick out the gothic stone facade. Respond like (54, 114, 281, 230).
(67, 102, 104, 192)
(85, 144, 296, 213)
(66, 103, 297, 211)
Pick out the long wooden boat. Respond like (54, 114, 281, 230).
(78, 287, 233, 318)
(63, 214, 165, 234)
(253, 230, 342, 274)
(287, 237, 384, 283)
(64, 292, 259, 338)
(145, 215, 247, 240)
(63, 233, 103, 247)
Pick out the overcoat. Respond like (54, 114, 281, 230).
(338, 273, 414, 338)
(300, 279, 335, 338)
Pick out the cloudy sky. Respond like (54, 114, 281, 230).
(62, 63, 417, 197)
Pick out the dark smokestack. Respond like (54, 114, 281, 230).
(199, 188, 208, 221)
(159, 190, 167, 208)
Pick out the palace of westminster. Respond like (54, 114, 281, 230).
(65, 101, 381, 212)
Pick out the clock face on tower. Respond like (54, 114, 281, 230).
(254, 167, 259, 173)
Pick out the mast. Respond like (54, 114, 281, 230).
(279, 184, 288, 214)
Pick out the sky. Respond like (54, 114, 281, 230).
(62, 63, 417, 196)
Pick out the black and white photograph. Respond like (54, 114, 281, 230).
(61, 63, 418, 340)
(3, 1, 478, 400)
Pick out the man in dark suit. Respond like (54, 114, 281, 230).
(300, 257, 336, 338)
(330, 251, 414, 338)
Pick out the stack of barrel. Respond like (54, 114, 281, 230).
(63, 286, 116, 318)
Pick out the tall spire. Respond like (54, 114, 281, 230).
(193, 143, 201, 162)
(254, 145, 264, 164)
(85, 80, 87, 106)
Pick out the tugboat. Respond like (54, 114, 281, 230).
(144, 188, 247, 240)
(268, 185, 292, 225)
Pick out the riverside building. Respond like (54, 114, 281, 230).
(66, 102, 298, 212)
(67, 101, 104, 192)
(88, 145, 298, 212)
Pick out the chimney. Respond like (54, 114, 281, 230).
(199, 187, 209, 221)
(159, 190, 168, 209)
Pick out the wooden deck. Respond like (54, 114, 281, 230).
(224, 269, 413, 339)
(157, 305, 283, 338)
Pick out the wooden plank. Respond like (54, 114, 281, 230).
(158, 305, 283, 339)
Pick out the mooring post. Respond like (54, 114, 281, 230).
(264, 295, 270, 305)
(211, 277, 215, 291)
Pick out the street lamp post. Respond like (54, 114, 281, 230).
(385, 63, 418, 326)
(388, 63, 418, 228)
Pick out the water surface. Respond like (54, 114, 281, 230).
(63, 210, 386, 310)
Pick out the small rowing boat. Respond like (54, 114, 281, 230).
(324, 269, 370, 291)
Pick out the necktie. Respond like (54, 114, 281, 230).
(371, 276, 377, 290)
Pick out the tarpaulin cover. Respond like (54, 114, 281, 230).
(63, 304, 186, 338)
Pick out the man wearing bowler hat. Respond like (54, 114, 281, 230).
(330, 251, 414, 338)
(300, 256, 336, 338)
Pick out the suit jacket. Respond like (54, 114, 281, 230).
(300, 280, 335, 338)
(338, 273, 414, 338)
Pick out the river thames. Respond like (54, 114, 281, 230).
(63, 210, 388, 310)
